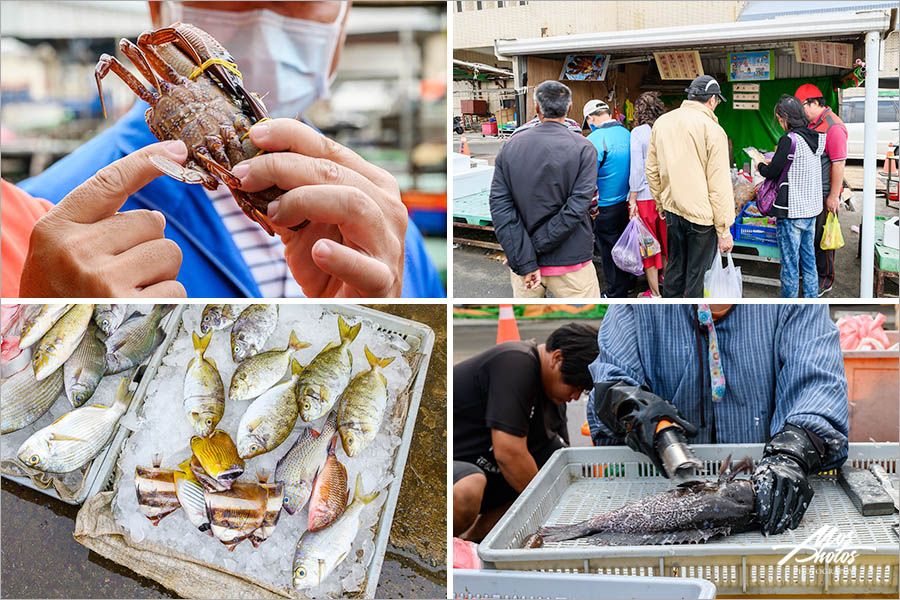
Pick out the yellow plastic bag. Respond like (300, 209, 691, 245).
(820, 212, 845, 250)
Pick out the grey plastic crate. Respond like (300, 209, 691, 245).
(453, 569, 716, 599)
(479, 444, 900, 596)
(1, 304, 185, 505)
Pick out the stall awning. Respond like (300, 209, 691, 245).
(494, 8, 895, 57)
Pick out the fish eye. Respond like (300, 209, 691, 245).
(296, 567, 306, 578)
(284, 496, 290, 503)
(28, 455, 40, 465)
(102, 319, 110, 328)
(249, 444, 258, 453)
(346, 437, 353, 445)
(206, 418, 213, 426)
(302, 402, 310, 411)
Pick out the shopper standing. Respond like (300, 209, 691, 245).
(584, 99, 634, 298)
(646, 75, 735, 298)
(489, 81, 601, 298)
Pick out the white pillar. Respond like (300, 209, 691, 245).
(860, 30, 880, 298)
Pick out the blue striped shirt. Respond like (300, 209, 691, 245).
(587, 304, 849, 469)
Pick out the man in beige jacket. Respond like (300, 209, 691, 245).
(646, 75, 735, 298)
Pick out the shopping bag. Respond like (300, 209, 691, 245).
(633, 217, 661, 259)
(820, 212, 845, 250)
(611, 218, 645, 276)
(703, 251, 743, 298)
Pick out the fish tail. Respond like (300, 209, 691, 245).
(288, 330, 310, 351)
(193, 330, 212, 356)
(291, 358, 303, 377)
(113, 377, 133, 414)
(364, 345, 394, 370)
(537, 520, 598, 543)
(352, 473, 380, 506)
(327, 433, 338, 456)
(337, 316, 361, 344)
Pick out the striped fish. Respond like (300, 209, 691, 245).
(134, 456, 180, 525)
(249, 475, 284, 547)
(337, 345, 395, 457)
(104, 304, 173, 375)
(16, 377, 131, 473)
(206, 481, 268, 551)
(307, 434, 349, 532)
(274, 416, 337, 514)
(64, 321, 106, 407)
(190, 430, 244, 491)
(1, 363, 64, 434)
(173, 458, 212, 536)
(32, 304, 94, 381)
(19, 304, 72, 349)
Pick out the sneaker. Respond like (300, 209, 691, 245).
(638, 289, 657, 298)
(818, 283, 833, 297)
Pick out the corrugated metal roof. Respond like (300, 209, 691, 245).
(739, 1, 898, 22)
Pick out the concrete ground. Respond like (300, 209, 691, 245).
(453, 133, 898, 299)
(1, 305, 447, 599)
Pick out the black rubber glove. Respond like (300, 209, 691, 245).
(752, 424, 825, 535)
(594, 382, 698, 477)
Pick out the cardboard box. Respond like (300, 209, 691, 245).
(461, 99, 488, 114)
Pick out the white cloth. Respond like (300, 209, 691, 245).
(786, 132, 826, 219)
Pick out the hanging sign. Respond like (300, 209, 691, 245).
(733, 101, 760, 111)
(733, 83, 760, 93)
(653, 51, 704, 80)
(728, 51, 773, 81)
(560, 54, 610, 81)
(793, 41, 853, 68)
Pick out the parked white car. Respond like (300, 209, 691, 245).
(842, 93, 899, 160)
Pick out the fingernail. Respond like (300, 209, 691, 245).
(162, 140, 187, 159)
(314, 240, 332, 259)
(232, 163, 250, 180)
(251, 123, 270, 140)
(267, 200, 280, 219)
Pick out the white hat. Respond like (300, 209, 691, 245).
(582, 99, 610, 127)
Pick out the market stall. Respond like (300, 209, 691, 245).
(493, 7, 897, 296)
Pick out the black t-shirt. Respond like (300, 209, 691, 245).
(453, 340, 569, 460)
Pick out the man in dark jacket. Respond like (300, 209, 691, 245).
(489, 80, 601, 297)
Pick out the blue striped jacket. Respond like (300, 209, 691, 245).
(587, 304, 849, 470)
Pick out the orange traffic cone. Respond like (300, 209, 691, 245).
(882, 142, 898, 177)
(460, 133, 470, 156)
(496, 304, 520, 344)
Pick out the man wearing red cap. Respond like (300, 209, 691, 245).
(795, 83, 847, 296)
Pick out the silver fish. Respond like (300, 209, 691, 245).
(183, 330, 225, 437)
(63, 321, 106, 407)
(275, 415, 337, 514)
(536, 456, 757, 545)
(200, 303, 249, 335)
(1, 363, 64, 433)
(19, 304, 72, 349)
(93, 304, 130, 337)
(337, 345, 394, 457)
(231, 304, 278, 363)
(173, 459, 212, 536)
(229, 330, 309, 402)
(236, 359, 302, 459)
(105, 304, 173, 374)
(17, 377, 131, 473)
(297, 315, 361, 422)
(292, 474, 379, 590)
(32, 304, 94, 381)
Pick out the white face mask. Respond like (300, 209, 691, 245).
(163, 2, 346, 119)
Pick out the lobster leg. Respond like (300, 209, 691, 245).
(95, 54, 158, 118)
(119, 39, 161, 94)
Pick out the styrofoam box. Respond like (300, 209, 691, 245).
(883, 216, 899, 249)
(454, 164, 494, 200)
(453, 152, 473, 174)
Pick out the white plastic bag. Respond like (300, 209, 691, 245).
(703, 251, 743, 298)
(611, 218, 645, 276)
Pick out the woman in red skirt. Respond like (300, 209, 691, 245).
(627, 92, 668, 297)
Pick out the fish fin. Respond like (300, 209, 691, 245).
(49, 432, 87, 443)
(291, 358, 303, 377)
(717, 454, 734, 483)
(364, 345, 394, 369)
(536, 521, 594, 543)
(356, 473, 380, 505)
(246, 417, 263, 432)
(328, 434, 338, 455)
(207, 357, 217, 369)
(321, 341, 341, 353)
(256, 470, 270, 484)
(378, 372, 388, 387)
(584, 527, 731, 546)
(49, 413, 70, 427)
(288, 330, 310, 351)
(176, 458, 193, 474)
(309, 428, 321, 439)
(113, 377, 132, 414)
(152, 453, 162, 468)
(193, 330, 212, 356)
(154, 326, 166, 347)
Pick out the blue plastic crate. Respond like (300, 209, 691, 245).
(732, 201, 777, 247)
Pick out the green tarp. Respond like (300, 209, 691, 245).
(453, 305, 609, 320)
(661, 75, 839, 167)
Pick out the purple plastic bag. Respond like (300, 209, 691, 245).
(611, 218, 645, 276)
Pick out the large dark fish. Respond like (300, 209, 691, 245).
(536, 455, 756, 546)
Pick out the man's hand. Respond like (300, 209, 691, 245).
(824, 192, 840, 214)
(628, 199, 638, 219)
(718, 231, 734, 253)
(235, 119, 407, 297)
(523, 269, 542, 290)
(19, 141, 187, 298)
